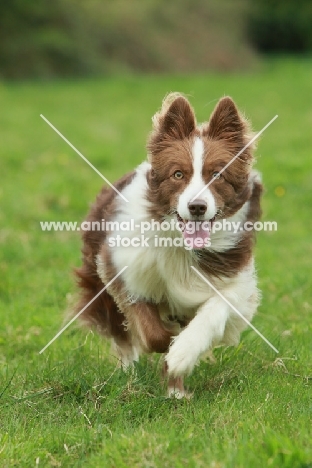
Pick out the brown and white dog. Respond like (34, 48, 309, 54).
(73, 93, 262, 397)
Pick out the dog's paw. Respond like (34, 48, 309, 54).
(167, 387, 193, 400)
(165, 336, 199, 377)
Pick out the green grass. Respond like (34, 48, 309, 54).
(1, 57, 312, 467)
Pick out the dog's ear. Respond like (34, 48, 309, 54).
(161, 95, 196, 140)
(148, 93, 196, 154)
(204, 97, 254, 161)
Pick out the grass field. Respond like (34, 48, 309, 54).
(1, 58, 312, 467)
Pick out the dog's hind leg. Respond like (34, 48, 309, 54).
(111, 338, 140, 370)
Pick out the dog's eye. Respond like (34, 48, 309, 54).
(212, 171, 222, 180)
(173, 170, 184, 180)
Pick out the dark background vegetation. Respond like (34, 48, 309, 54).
(1, 0, 312, 80)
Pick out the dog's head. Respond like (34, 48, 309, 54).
(147, 93, 256, 245)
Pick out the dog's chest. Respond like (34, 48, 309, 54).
(111, 241, 213, 313)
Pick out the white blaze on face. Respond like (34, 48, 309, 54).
(177, 137, 216, 220)
(176, 137, 217, 249)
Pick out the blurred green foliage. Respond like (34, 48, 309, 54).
(248, 0, 312, 52)
(0, 0, 255, 79)
(1, 0, 311, 80)
(0, 0, 103, 79)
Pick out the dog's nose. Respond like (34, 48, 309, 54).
(188, 199, 207, 216)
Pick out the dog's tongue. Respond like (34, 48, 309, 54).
(182, 221, 210, 249)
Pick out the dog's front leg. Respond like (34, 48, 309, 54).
(165, 296, 229, 377)
(97, 246, 172, 354)
(125, 301, 172, 353)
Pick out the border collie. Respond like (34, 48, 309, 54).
(73, 93, 262, 397)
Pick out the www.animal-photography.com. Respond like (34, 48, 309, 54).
(1, 1, 311, 467)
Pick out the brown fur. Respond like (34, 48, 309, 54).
(73, 173, 135, 345)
